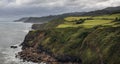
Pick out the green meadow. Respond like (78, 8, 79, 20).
(57, 14, 120, 28)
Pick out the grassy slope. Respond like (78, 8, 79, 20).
(45, 27, 120, 64)
(80, 27, 120, 64)
(23, 13, 120, 64)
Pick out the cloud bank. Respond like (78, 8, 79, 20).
(0, 0, 120, 21)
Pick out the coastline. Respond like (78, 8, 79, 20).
(17, 22, 82, 64)
(17, 21, 120, 64)
(15, 7, 120, 64)
(0, 21, 39, 64)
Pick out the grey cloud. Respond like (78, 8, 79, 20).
(0, 0, 120, 21)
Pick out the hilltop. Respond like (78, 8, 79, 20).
(14, 12, 84, 23)
(15, 6, 120, 23)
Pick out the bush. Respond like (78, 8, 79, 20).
(113, 17, 120, 22)
(75, 19, 85, 24)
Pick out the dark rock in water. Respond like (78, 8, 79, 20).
(10, 46, 17, 49)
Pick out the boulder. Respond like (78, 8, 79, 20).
(10, 46, 17, 49)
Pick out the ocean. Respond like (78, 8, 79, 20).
(0, 21, 39, 64)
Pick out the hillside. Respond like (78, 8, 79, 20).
(14, 12, 84, 23)
(14, 16, 58, 23)
(82, 6, 120, 16)
(15, 6, 120, 23)
(17, 10, 120, 64)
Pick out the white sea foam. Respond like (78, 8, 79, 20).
(0, 22, 45, 64)
(0, 22, 46, 64)
(2, 44, 45, 64)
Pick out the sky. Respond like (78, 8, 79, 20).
(0, 0, 120, 21)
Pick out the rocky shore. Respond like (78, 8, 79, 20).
(17, 48, 57, 64)
(17, 47, 81, 64)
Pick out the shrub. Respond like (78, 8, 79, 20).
(113, 17, 120, 22)
(75, 19, 85, 24)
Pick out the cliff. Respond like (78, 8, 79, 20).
(18, 6, 120, 64)
(19, 26, 120, 64)
(19, 22, 120, 64)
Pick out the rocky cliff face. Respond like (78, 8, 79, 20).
(18, 26, 120, 64)
(19, 28, 83, 64)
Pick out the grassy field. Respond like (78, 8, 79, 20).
(64, 16, 90, 21)
(57, 14, 120, 28)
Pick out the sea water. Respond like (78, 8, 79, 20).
(0, 21, 40, 64)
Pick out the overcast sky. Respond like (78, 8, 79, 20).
(0, 0, 120, 21)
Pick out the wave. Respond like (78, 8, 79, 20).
(1, 44, 42, 64)
(0, 22, 44, 64)
(22, 30, 30, 33)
